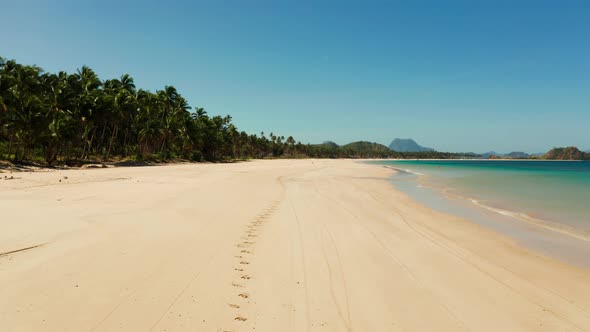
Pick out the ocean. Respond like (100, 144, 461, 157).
(369, 160, 590, 267)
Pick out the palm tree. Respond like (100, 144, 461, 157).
(39, 71, 76, 163)
(103, 74, 137, 158)
(1, 55, 412, 163)
(73, 66, 101, 159)
(1, 60, 46, 160)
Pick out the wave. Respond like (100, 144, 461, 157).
(469, 199, 590, 243)
(380, 160, 590, 243)
(382, 165, 425, 176)
(409, 173, 590, 243)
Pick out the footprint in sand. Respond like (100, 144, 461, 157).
(227, 203, 281, 326)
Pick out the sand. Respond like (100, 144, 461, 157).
(1, 159, 589, 331)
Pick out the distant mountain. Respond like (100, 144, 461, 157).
(389, 138, 434, 152)
(543, 147, 589, 160)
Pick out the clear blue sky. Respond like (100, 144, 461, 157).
(3, 0, 589, 153)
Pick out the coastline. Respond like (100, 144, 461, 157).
(383, 164, 590, 237)
(380, 163, 590, 268)
(1, 159, 590, 331)
(382, 158, 588, 162)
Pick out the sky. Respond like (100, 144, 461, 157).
(2, 0, 589, 153)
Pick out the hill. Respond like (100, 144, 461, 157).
(480, 151, 500, 158)
(304, 141, 395, 159)
(481, 151, 531, 159)
(320, 141, 339, 149)
(504, 151, 530, 159)
(341, 141, 395, 158)
(389, 138, 434, 152)
(543, 147, 589, 160)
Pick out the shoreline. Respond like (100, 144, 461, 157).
(379, 163, 590, 269)
(381, 158, 589, 162)
(1, 159, 590, 331)
(2, 157, 586, 173)
(417, 170, 590, 244)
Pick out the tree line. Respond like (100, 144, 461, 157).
(0, 56, 322, 164)
(1, 56, 474, 165)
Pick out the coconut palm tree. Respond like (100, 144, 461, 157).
(71, 66, 102, 159)
(0, 55, 412, 163)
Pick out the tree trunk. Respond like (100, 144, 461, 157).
(85, 127, 97, 160)
(160, 135, 167, 154)
(99, 125, 107, 154)
(123, 127, 130, 155)
(106, 126, 118, 159)
(7, 134, 13, 159)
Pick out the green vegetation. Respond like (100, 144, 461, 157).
(303, 141, 393, 159)
(0, 56, 480, 166)
(400, 151, 480, 159)
(303, 141, 476, 159)
(543, 147, 590, 160)
(341, 141, 392, 158)
(0, 56, 313, 164)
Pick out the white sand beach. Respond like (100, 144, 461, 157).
(1, 159, 589, 331)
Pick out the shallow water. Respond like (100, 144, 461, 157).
(368, 160, 590, 268)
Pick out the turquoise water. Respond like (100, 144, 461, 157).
(374, 160, 590, 231)
(369, 160, 590, 267)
